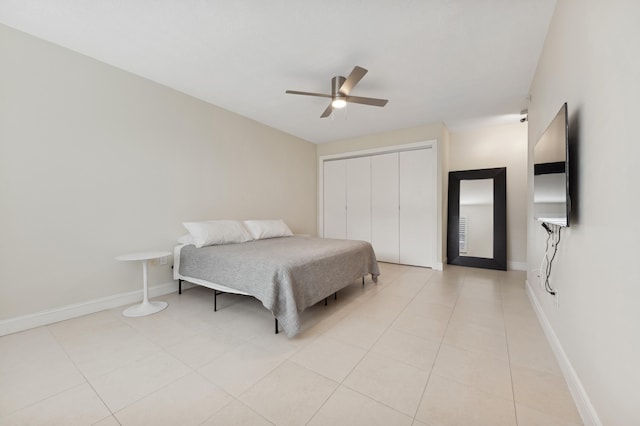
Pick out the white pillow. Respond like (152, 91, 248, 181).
(182, 220, 253, 248)
(243, 219, 293, 240)
(177, 234, 195, 245)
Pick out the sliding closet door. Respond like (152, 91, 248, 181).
(371, 153, 399, 263)
(322, 143, 438, 267)
(399, 148, 436, 267)
(323, 159, 346, 239)
(346, 156, 371, 242)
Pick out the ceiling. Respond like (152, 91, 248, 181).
(0, 0, 556, 143)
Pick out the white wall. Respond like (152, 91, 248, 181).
(449, 122, 528, 269)
(527, 1, 640, 424)
(0, 24, 317, 323)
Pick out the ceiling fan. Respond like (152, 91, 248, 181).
(286, 66, 388, 118)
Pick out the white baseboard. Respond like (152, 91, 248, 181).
(508, 261, 527, 271)
(0, 281, 179, 337)
(525, 280, 602, 426)
(434, 262, 444, 271)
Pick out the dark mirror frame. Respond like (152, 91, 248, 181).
(447, 167, 507, 270)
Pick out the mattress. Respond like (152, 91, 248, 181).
(176, 236, 379, 336)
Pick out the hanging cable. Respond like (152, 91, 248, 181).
(544, 226, 562, 295)
(539, 223, 554, 295)
(539, 223, 562, 296)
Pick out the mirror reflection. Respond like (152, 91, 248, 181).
(459, 179, 494, 259)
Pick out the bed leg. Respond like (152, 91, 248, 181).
(275, 318, 279, 334)
(178, 279, 182, 295)
(324, 297, 328, 306)
(362, 276, 365, 287)
(334, 292, 337, 300)
(213, 290, 224, 312)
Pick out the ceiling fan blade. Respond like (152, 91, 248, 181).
(285, 90, 333, 99)
(339, 66, 368, 95)
(320, 103, 333, 118)
(345, 95, 388, 107)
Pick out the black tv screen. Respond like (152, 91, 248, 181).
(533, 103, 570, 227)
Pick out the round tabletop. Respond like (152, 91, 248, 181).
(115, 251, 172, 262)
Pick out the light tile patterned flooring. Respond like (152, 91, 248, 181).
(0, 263, 583, 425)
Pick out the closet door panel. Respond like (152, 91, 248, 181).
(346, 156, 372, 242)
(399, 149, 436, 267)
(323, 160, 346, 239)
(371, 153, 399, 263)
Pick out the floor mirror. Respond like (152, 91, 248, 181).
(447, 167, 507, 270)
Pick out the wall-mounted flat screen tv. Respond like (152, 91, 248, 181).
(533, 102, 570, 227)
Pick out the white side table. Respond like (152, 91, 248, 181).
(116, 251, 172, 317)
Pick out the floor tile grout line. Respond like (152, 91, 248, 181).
(288, 339, 367, 384)
(5, 267, 578, 425)
(341, 382, 422, 421)
(410, 268, 466, 422)
(436, 272, 519, 406)
(0, 325, 117, 422)
(55, 305, 211, 417)
(196, 271, 395, 424)
(302, 378, 343, 425)
(305, 266, 432, 425)
(51, 322, 125, 417)
(47, 326, 117, 419)
(213, 351, 288, 401)
(197, 392, 275, 426)
(501, 274, 523, 426)
(100, 351, 196, 417)
(0, 380, 97, 422)
(303, 267, 412, 425)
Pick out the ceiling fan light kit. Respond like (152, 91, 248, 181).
(331, 98, 347, 109)
(286, 66, 388, 118)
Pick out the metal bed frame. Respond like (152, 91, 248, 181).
(178, 276, 366, 334)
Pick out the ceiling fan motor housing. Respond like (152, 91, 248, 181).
(332, 76, 346, 97)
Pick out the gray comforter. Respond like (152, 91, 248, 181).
(179, 236, 379, 337)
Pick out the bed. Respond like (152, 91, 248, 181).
(173, 235, 379, 337)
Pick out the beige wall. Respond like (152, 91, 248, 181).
(0, 24, 317, 321)
(316, 123, 446, 157)
(449, 123, 528, 269)
(527, 1, 640, 424)
(317, 123, 450, 267)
